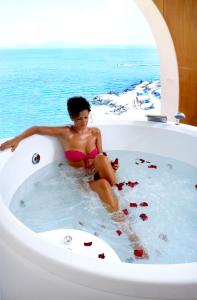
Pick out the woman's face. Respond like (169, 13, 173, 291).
(73, 110, 89, 129)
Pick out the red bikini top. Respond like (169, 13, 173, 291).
(65, 147, 99, 168)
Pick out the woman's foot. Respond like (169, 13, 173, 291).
(120, 224, 149, 259)
(111, 158, 119, 171)
(112, 210, 127, 222)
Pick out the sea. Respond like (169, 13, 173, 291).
(0, 47, 160, 138)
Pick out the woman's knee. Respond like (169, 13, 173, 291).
(97, 178, 111, 190)
(95, 153, 108, 165)
(89, 178, 110, 192)
(95, 155, 117, 186)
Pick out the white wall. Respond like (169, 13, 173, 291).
(134, 0, 179, 120)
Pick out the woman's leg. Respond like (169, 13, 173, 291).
(89, 179, 148, 258)
(89, 178, 119, 212)
(94, 154, 117, 186)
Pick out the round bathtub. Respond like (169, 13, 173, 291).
(0, 120, 197, 300)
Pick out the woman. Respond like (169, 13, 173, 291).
(1, 96, 119, 212)
(0, 96, 148, 258)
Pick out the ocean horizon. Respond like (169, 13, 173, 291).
(0, 46, 160, 138)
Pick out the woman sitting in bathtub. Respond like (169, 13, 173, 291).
(0, 96, 148, 259)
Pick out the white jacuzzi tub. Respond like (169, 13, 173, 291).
(0, 120, 197, 300)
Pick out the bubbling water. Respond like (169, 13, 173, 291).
(10, 151, 197, 264)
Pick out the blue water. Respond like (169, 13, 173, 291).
(0, 47, 160, 138)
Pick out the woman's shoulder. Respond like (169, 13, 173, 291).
(63, 124, 73, 131)
(89, 127, 101, 136)
(57, 124, 72, 135)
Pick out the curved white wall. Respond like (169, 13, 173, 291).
(134, 0, 179, 120)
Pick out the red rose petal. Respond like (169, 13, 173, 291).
(139, 213, 148, 221)
(84, 242, 92, 246)
(98, 253, 105, 259)
(148, 165, 157, 169)
(134, 248, 144, 258)
(195, 184, 197, 189)
(130, 202, 138, 207)
(140, 202, 148, 207)
(116, 229, 123, 236)
(115, 182, 125, 190)
(126, 181, 139, 188)
(122, 208, 129, 215)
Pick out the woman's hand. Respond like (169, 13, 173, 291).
(0, 137, 20, 152)
(111, 158, 119, 171)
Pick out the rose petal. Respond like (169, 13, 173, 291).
(84, 242, 92, 246)
(148, 165, 157, 169)
(98, 253, 105, 259)
(116, 229, 123, 236)
(126, 181, 139, 188)
(134, 248, 144, 258)
(139, 213, 148, 221)
(122, 208, 129, 215)
(140, 202, 148, 207)
(130, 202, 138, 207)
(115, 182, 125, 190)
(195, 184, 197, 189)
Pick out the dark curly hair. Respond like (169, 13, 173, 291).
(67, 96, 91, 119)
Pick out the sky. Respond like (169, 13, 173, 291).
(0, 0, 156, 48)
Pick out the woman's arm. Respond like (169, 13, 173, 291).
(95, 128, 103, 154)
(95, 127, 119, 171)
(0, 125, 65, 152)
